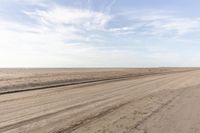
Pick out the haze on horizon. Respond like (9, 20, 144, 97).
(1, 0, 200, 68)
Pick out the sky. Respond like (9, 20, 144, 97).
(1, 0, 200, 67)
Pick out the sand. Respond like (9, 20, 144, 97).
(0, 68, 200, 133)
(0, 68, 195, 94)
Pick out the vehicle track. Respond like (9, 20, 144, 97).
(0, 69, 195, 95)
(1, 70, 200, 133)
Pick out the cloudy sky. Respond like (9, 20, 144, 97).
(1, 0, 200, 67)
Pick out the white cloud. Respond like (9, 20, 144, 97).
(25, 5, 111, 30)
(142, 16, 200, 36)
(14, 0, 50, 4)
(1, 3, 200, 67)
(160, 19, 200, 35)
(0, 5, 127, 67)
(110, 11, 200, 37)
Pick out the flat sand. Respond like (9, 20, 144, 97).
(0, 68, 195, 93)
(0, 68, 200, 133)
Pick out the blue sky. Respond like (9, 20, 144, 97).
(1, 0, 200, 67)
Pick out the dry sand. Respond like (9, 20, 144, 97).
(0, 68, 200, 133)
(0, 68, 194, 94)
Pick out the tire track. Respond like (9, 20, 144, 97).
(1, 69, 200, 133)
(0, 75, 169, 130)
(0, 69, 196, 95)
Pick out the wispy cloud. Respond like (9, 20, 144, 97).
(0, 4, 122, 67)
(22, 4, 113, 44)
(25, 5, 111, 28)
(1, 1, 200, 67)
(109, 10, 200, 37)
(104, 0, 116, 13)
